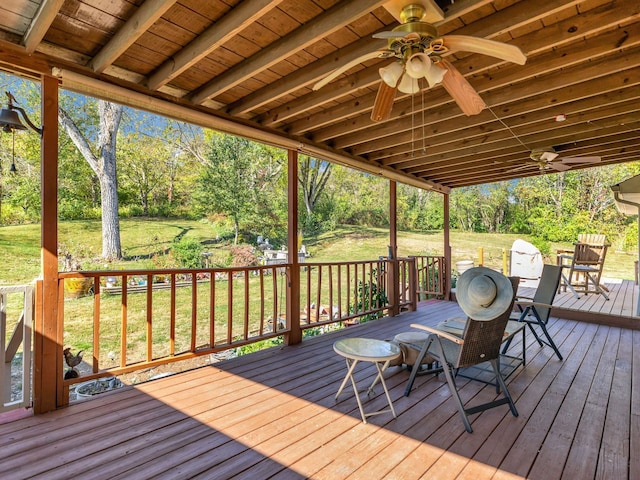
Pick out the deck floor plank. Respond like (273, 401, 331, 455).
(596, 326, 632, 479)
(560, 326, 621, 479)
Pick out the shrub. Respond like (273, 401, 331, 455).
(529, 236, 551, 255)
(171, 238, 203, 268)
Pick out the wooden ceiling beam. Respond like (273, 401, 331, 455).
(147, 0, 281, 91)
(189, 0, 388, 105)
(405, 128, 640, 175)
(439, 150, 640, 188)
(257, 67, 380, 126)
(443, 0, 583, 39)
(22, 0, 65, 53)
(227, 34, 386, 116)
(90, 0, 179, 74)
(418, 134, 640, 180)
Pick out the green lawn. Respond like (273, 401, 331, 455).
(1, 220, 636, 284)
(307, 226, 637, 281)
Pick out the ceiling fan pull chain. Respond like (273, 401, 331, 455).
(411, 88, 415, 156)
(421, 79, 427, 154)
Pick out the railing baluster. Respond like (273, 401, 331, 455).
(227, 271, 233, 344)
(328, 265, 333, 321)
(305, 266, 311, 325)
(244, 270, 249, 341)
(315, 265, 322, 322)
(121, 275, 128, 368)
(209, 271, 215, 349)
(92, 276, 100, 373)
(259, 269, 265, 335)
(169, 273, 176, 355)
(272, 266, 278, 330)
(147, 274, 153, 362)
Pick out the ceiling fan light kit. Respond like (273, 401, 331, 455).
(380, 61, 404, 87)
(405, 52, 432, 78)
(398, 73, 420, 94)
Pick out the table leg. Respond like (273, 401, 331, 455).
(373, 360, 396, 418)
(335, 357, 358, 400)
(335, 357, 397, 423)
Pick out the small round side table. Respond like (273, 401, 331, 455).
(333, 337, 401, 423)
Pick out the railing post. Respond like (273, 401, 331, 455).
(407, 257, 417, 311)
(387, 257, 399, 317)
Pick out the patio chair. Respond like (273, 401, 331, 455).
(502, 263, 563, 360)
(404, 267, 519, 433)
(557, 238, 609, 300)
(403, 277, 525, 395)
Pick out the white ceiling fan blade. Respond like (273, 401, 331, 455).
(442, 35, 527, 65)
(560, 156, 602, 164)
(540, 151, 559, 162)
(313, 50, 389, 91)
(436, 59, 486, 116)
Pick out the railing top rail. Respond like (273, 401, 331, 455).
(57, 264, 284, 278)
(0, 285, 34, 293)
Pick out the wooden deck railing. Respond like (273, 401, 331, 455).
(53, 255, 444, 404)
(411, 255, 447, 299)
(299, 259, 393, 327)
(1, 285, 33, 413)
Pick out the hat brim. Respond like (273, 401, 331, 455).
(456, 267, 514, 321)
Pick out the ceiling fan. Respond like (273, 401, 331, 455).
(313, 0, 526, 121)
(515, 148, 602, 172)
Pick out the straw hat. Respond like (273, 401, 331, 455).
(456, 267, 514, 321)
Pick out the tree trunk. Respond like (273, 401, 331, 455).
(58, 100, 123, 260)
(100, 172, 121, 259)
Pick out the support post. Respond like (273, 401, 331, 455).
(34, 75, 59, 413)
(443, 192, 451, 301)
(388, 181, 399, 316)
(284, 149, 302, 345)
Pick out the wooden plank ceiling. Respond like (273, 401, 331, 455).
(0, 0, 638, 193)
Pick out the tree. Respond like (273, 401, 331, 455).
(298, 155, 332, 232)
(58, 99, 123, 259)
(119, 131, 169, 215)
(195, 133, 284, 244)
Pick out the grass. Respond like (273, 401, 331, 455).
(1, 218, 223, 285)
(307, 226, 637, 281)
(2, 219, 637, 284)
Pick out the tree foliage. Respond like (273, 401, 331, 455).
(193, 133, 285, 244)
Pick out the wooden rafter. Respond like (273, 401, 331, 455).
(90, 0, 179, 73)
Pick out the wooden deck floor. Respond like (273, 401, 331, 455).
(525, 278, 639, 328)
(1, 296, 637, 479)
